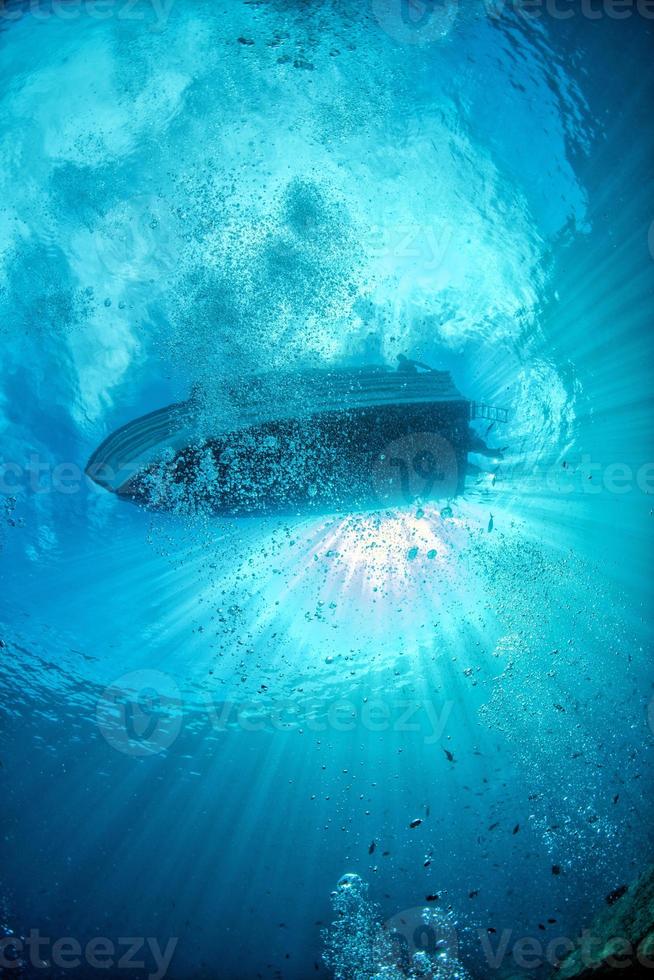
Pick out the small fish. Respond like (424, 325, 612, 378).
(488, 822, 500, 831)
(548, 918, 557, 924)
(409, 818, 423, 829)
(606, 884, 628, 906)
(487, 927, 497, 935)
(368, 841, 376, 855)
(487, 513, 494, 533)
(512, 824, 520, 835)
(538, 924, 546, 931)
(468, 890, 479, 898)
(423, 858, 431, 868)
(425, 894, 439, 902)
(554, 703, 566, 712)
(382, 851, 391, 857)
(613, 794, 620, 804)
(443, 748, 455, 763)
(425, 804, 431, 817)
(552, 865, 561, 876)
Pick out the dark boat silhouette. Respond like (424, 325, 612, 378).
(85, 365, 507, 516)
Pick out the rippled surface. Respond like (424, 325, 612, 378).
(1, 3, 653, 978)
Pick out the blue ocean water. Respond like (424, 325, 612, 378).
(0, 2, 653, 978)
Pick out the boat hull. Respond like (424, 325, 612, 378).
(116, 401, 469, 516)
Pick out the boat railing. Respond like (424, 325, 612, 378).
(470, 401, 509, 423)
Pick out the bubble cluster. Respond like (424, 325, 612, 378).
(323, 874, 471, 979)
